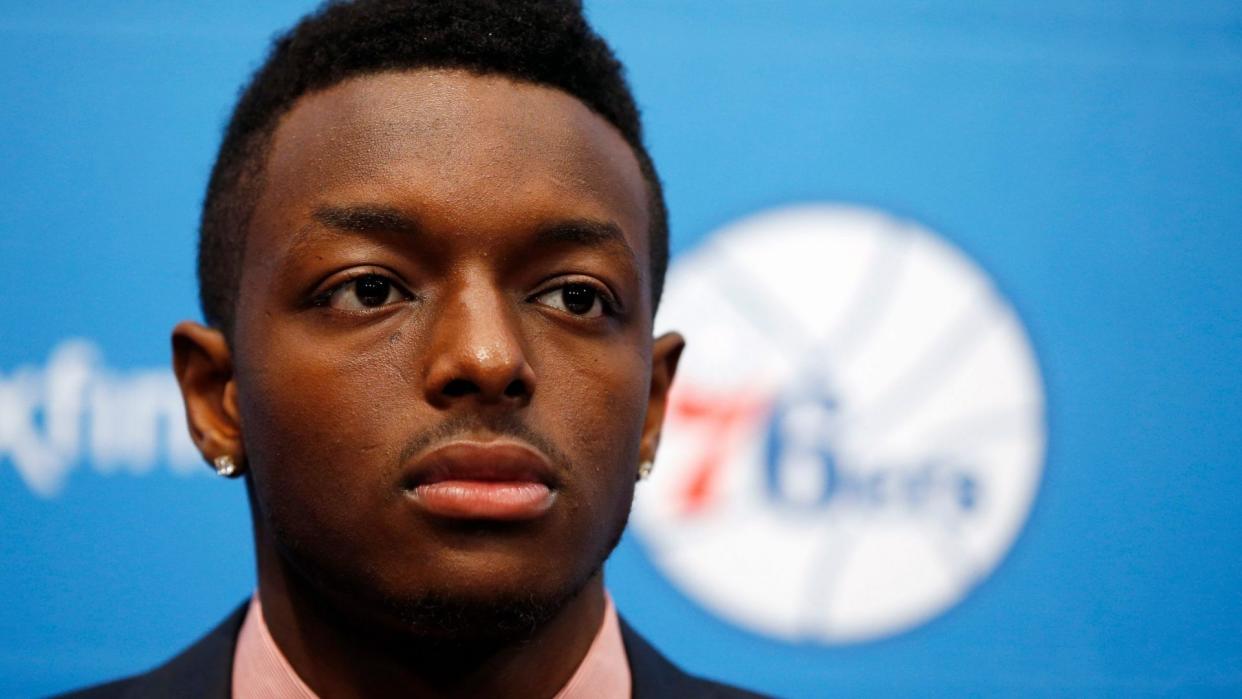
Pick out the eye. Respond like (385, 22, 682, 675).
(317, 274, 409, 311)
(532, 282, 612, 318)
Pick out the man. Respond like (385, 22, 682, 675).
(62, 1, 765, 697)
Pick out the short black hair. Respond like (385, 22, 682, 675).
(199, 0, 668, 336)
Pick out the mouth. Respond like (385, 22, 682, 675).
(402, 440, 558, 521)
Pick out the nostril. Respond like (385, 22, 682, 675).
(504, 379, 527, 398)
(442, 379, 478, 397)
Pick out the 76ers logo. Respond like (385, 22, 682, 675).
(633, 205, 1045, 643)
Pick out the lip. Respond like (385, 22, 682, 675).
(402, 440, 558, 521)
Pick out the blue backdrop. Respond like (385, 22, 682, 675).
(2, 2, 1240, 696)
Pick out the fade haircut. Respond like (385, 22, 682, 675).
(198, 0, 668, 336)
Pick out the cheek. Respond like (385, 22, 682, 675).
(234, 334, 412, 537)
(546, 349, 649, 503)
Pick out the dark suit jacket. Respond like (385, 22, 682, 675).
(56, 604, 769, 698)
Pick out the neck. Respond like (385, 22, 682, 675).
(251, 537, 606, 699)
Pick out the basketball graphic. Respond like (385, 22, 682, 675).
(633, 204, 1046, 643)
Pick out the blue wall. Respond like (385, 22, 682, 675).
(2, 2, 1240, 696)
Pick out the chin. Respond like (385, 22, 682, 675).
(316, 559, 598, 647)
(282, 538, 607, 645)
(390, 582, 587, 642)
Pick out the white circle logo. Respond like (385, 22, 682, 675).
(634, 204, 1045, 643)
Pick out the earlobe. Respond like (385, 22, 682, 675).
(640, 331, 685, 464)
(171, 321, 245, 473)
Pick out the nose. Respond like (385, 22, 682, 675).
(422, 281, 535, 408)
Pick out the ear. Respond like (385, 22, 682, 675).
(172, 321, 245, 471)
(640, 331, 685, 464)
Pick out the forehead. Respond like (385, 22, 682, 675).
(250, 69, 650, 263)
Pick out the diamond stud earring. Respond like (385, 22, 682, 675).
(212, 454, 241, 478)
(637, 460, 654, 481)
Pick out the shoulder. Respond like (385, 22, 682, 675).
(51, 603, 247, 699)
(619, 617, 774, 699)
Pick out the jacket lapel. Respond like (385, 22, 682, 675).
(619, 616, 699, 698)
(119, 602, 247, 699)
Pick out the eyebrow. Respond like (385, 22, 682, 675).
(308, 204, 637, 266)
(311, 204, 421, 235)
(531, 219, 638, 267)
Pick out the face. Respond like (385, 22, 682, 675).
(199, 69, 680, 633)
